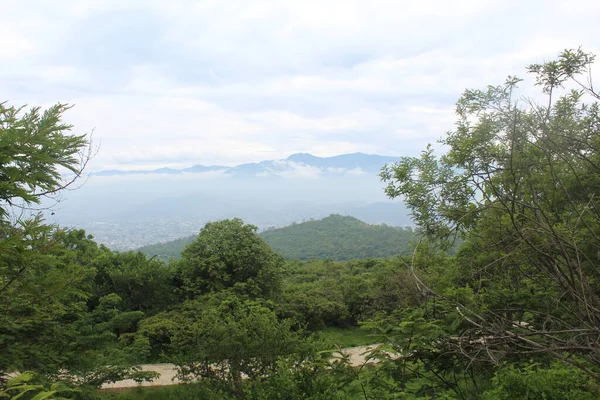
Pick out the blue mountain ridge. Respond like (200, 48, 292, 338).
(93, 153, 399, 177)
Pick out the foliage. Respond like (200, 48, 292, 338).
(95, 358, 367, 400)
(162, 293, 324, 398)
(0, 218, 94, 379)
(0, 102, 90, 217)
(90, 251, 175, 314)
(381, 48, 600, 380)
(0, 372, 78, 400)
(0, 104, 158, 390)
(482, 361, 599, 399)
(276, 258, 425, 329)
(175, 218, 282, 299)
(0, 102, 94, 382)
(276, 281, 350, 329)
(357, 307, 490, 399)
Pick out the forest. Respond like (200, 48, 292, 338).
(2, 48, 600, 399)
(138, 214, 417, 261)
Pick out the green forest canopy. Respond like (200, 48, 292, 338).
(137, 214, 416, 261)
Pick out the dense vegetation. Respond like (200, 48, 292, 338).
(2, 48, 600, 399)
(138, 214, 416, 261)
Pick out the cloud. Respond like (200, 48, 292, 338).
(1, 0, 598, 170)
(273, 163, 324, 180)
(345, 168, 367, 176)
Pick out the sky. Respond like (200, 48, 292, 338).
(1, 0, 599, 171)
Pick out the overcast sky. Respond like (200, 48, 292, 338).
(2, 0, 598, 171)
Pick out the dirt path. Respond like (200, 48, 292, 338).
(101, 344, 381, 389)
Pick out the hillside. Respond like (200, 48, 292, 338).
(260, 215, 415, 260)
(137, 235, 196, 260)
(137, 215, 416, 261)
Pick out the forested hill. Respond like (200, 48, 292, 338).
(260, 215, 415, 260)
(137, 215, 416, 261)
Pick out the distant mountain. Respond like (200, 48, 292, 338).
(94, 153, 399, 177)
(287, 153, 399, 173)
(137, 214, 416, 261)
(182, 165, 228, 173)
(94, 165, 228, 176)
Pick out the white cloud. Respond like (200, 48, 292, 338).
(346, 168, 367, 176)
(274, 163, 324, 180)
(1, 0, 598, 170)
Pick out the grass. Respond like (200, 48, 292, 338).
(317, 326, 379, 348)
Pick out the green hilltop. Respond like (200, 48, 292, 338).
(137, 214, 416, 261)
(260, 214, 415, 260)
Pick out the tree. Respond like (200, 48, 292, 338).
(380, 49, 600, 380)
(0, 102, 92, 218)
(91, 251, 175, 314)
(0, 218, 95, 379)
(176, 218, 283, 299)
(0, 102, 95, 384)
(167, 294, 319, 399)
(0, 103, 161, 390)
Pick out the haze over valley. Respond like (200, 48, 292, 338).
(45, 152, 410, 249)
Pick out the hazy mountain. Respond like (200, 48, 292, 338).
(137, 214, 416, 261)
(93, 153, 398, 178)
(287, 153, 399, 173)
(182, 165, 229, 173)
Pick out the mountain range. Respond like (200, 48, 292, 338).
(94, 153, 400, 177)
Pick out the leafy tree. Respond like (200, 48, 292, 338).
(176, 218, 282, 299)
(359, 307, 488, 399)
(0, 218, 95, 380)
(0, 103, 156, 390)
(381, 48, 600, 380)
(0, 103, 94, 383)
(91, 251, 175, 314)
(276, 283, 350, 329)
(0, 102, 91, 218)
(164, 294, 321, 398)
(274, 258, 424, 329)
(481, 361, 598, 400)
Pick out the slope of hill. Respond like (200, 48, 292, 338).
(137, 215, 415, 261)
(260, 214, 415, 260)
(137, 235, 196, 260)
